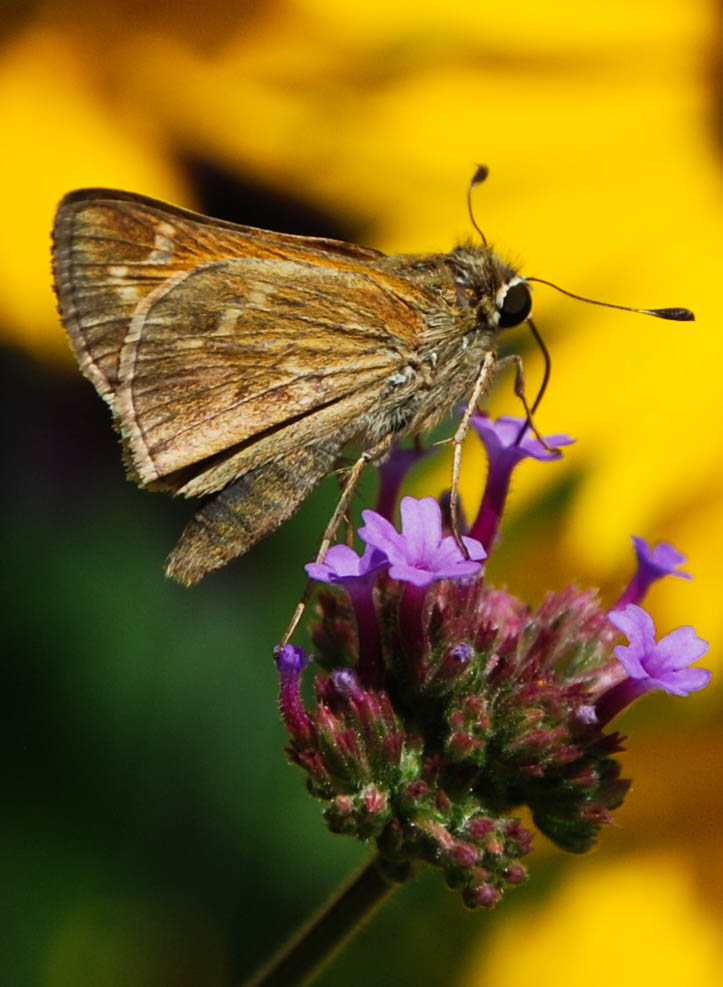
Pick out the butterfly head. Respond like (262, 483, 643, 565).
(448, 245, 532, 334)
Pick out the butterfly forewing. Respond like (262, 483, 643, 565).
(115, 255, 422, 485)
(53, 194, 175, 404)
(53, 191, 431, 479)
(52, 189, 443, 579)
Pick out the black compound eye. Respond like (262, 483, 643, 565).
(498, 281, 532, 328)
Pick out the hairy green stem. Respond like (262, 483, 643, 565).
(244, 855, 406, 986)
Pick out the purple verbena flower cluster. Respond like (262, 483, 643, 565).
(275, 414, 710, 909)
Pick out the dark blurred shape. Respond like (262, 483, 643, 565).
(0, 0, 43, 42)
(43, 0, 267, 53)
(182, 156, 366, 241)
(0, 344, 119, 508)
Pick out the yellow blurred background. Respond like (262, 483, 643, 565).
(2, 1, 720, 985)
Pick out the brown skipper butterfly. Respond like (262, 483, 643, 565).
(52, 169, 692, 590)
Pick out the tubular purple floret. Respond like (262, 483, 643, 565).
(375, 443, 435, 521)
(613, 535, 693, 610)
(468, 413, 574, 551)
(398, 580, 431, 680)
(306, 544, 387, 687)
(275, 644, 314, 746)
(595, 604, 710, 725)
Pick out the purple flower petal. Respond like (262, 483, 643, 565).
(306, 544, 386, 584)
(358, 509, 407, 562)
(652, 625, 709, 674)
(461, 536, 487, 561)
(632, 536, 692, 581)
(275, 643, 309, 677)
(471, 413, 575, 466)
(648, 665, 711, 697)
(400, 495, 442, 563)
(608, 606, 656, 679)
(597, 605, 710, 724)
(609, 604, 710, 696)
(387, 562, 437, 587)
(360, 496, 486, 586)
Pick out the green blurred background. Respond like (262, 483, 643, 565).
(2, 2, 721, 985)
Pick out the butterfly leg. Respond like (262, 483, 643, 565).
(449, 350, 497, 556)
(281, 437, 393, 645)
(493, 353, 558, 451)
(331, 460, 356, 547)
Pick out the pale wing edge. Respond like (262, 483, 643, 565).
(54, 188, 386, 261)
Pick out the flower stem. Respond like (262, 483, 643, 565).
(244, 855, 406, 987)
(398, 581, 428, 680)
(348, 586, 385, 689)
(469, 466, 513, 552)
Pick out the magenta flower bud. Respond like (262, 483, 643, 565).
(502, 821, 533, 856)
(450, 842, 481, 868)
(464, 883, 502, 908)
(505, 864, 527, 885)
(332, 667, 363, 699)
(363, 787, 388, 815)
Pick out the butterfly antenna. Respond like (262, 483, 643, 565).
(467, 164, 489, 247)
(527, 277, 695, 322)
